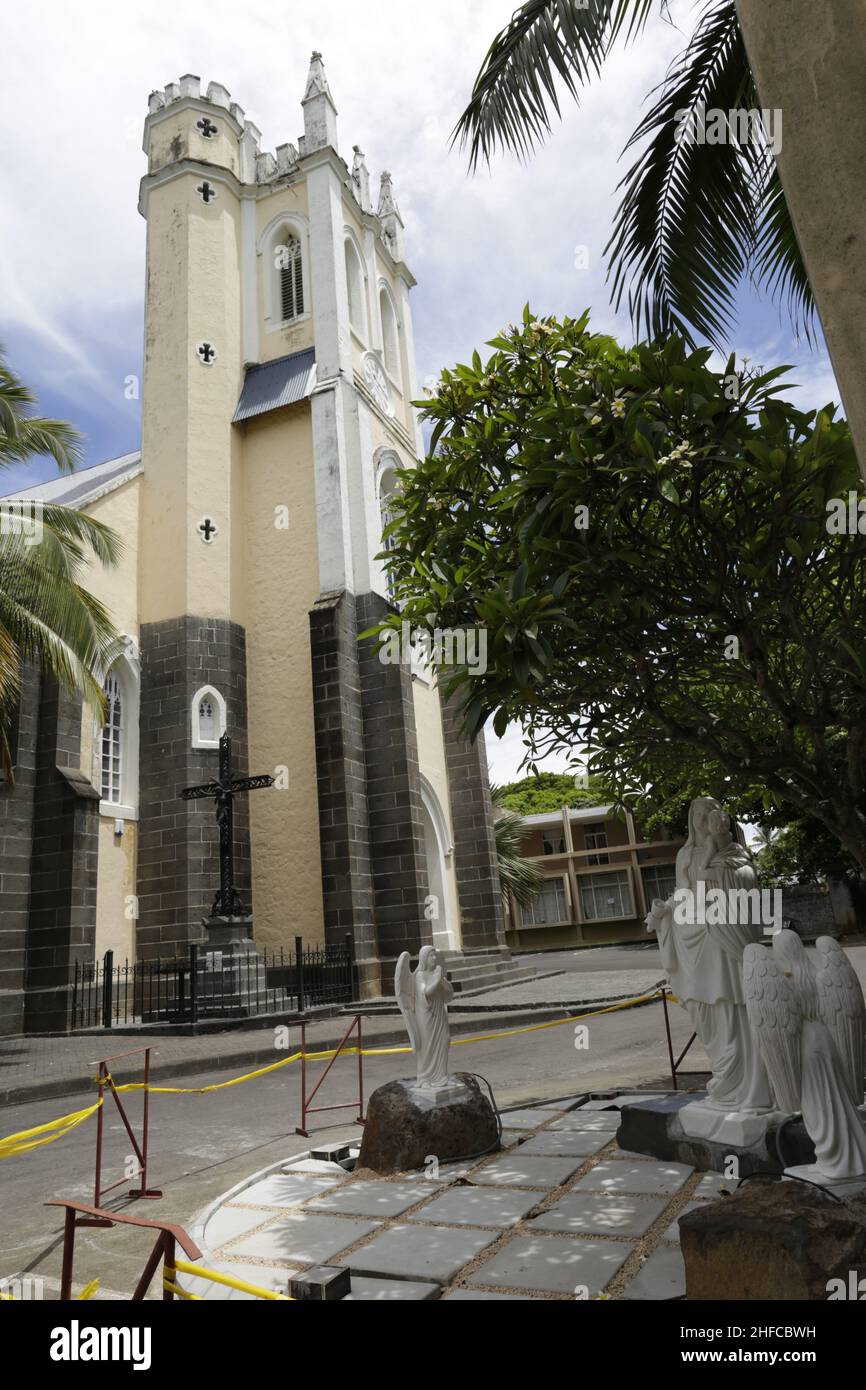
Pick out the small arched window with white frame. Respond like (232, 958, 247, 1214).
(191, 685, 227, 750)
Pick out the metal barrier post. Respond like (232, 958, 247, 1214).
(659, 985, 699, 1090)
(48, 1200, 201, 1302)
(296, 1013, 365, 1137)
(91, 1046, 162, 1204)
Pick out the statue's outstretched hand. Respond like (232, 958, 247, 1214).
(645, 898, 670, 935)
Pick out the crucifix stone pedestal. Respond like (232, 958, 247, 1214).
(180, 734, 285, 1016)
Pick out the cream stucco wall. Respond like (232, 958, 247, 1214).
(412, 676, 462, 949)
(75, 477, 142, 957)
(148, 107, 241, 181)
(140, 167, 246, 625)
(80, 477, 141, 637)
(241, 403, 325, 948)
(95, 818, 137, 961)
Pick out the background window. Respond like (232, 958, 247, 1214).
(584, 821, 610, 865)
(579, 870, 632, 921)
(543, 836, 566, 855)
(521, 877, 568, 926)
(642, 863, 677, 904)
(101, 673, 123, 803)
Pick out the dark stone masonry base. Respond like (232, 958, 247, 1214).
(681, 1181, 866, 1300)
(357, 1074, 500, 1175)
(617, 1091, 815, 1176)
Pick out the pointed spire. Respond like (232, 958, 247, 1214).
(303, 51, 333, 102)
(352, 146, 372, 212)
(300, 51, 338, 154)
(377, 171, 405, 260)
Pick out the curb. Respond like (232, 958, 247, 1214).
(0, 1003, 601, 1111)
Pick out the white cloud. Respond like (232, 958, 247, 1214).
(0, 0, 838, 441)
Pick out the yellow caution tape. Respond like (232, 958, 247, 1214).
(0, 1098, 103, 1160)
(77, 1279, 100, 1301)
(0, 986, 667, 1156)
(171, 1258, 292, 1300)
(162, 1279, 202, 1301)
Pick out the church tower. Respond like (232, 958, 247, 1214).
(135, 58, 507, 995)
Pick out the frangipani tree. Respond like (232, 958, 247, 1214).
(376, 312, 866, 872)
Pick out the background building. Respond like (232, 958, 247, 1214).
(505, 804, 684, 951)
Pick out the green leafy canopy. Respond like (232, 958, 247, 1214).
(375, 311, 866, 872)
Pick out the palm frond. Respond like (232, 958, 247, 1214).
(606, 0, 761, 344)
(454, 0, 658, 169)
(607, 0, 813, 345)
(751, 166, 816, 341)
(0, 350, 83, 473)
(491, 783, 545, 908)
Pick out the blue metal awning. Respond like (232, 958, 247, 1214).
(233, 348, 316, 422)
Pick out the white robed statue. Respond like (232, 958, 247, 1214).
(646, 796, 776, 1140)
(395, 946, 456, 1093)
(744, 931, 866, 1182)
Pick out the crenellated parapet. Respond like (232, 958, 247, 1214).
(142, 58, 410, 262)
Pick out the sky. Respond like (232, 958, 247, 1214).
(0, 0, 842, 785)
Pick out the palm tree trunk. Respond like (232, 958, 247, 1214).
(736, 0, 866, 484)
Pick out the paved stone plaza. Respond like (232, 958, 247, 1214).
(183, 1094, 729, 1300)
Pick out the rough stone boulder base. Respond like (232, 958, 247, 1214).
(681, 1180, 866, 1300)
(358, 1075, 499, 1175)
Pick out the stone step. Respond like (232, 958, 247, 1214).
(446, 955, 528, 974)
(449, 966, 534, 992)
(450, 968, 539, 997)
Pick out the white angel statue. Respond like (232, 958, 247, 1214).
(395, 946, 455, 1092)
(743, 931, 866, 1181)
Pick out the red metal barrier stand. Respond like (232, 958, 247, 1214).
(296, 1014, 365, 1137)
(48, 1200, 201, 1301)
(90, 1046, 162, 1208)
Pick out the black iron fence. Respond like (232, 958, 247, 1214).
(71, 935, 357, 1031)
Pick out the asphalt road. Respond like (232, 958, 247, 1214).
(0, 991, 701, 1298)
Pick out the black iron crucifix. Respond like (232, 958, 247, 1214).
(180, 733, 274, 918)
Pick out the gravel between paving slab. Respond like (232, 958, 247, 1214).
(192, 1094, 722, 1300)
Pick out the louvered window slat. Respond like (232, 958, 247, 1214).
(279, 237, 304, 322)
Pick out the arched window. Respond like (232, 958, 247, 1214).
(192, 685, 227, 750)
(277, 235, 304, 323)
(101, 673, 123, 804)
(378, 462, 401, 604)
(345, 236, 368, 341)
(98, 641, 140, 819)
(379, 284, 401, 384)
